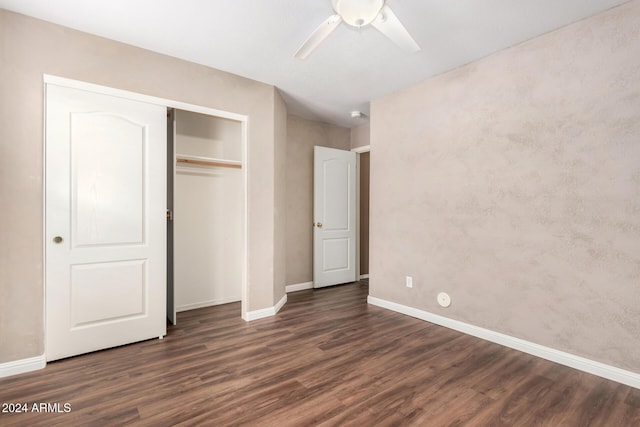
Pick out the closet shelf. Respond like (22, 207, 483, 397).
(176, 154, 241, 169)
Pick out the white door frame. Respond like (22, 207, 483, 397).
(42, 75, 250, 347)
(351, 144, 371, 281)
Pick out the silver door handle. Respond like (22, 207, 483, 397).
(316, 222, 323, 228)
(53, 236, 63, 244)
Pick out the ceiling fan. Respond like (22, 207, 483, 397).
(295, 0, 420, 60)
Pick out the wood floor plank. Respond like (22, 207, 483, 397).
(1, 280, 638, 426)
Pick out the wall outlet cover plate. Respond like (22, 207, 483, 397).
(437, 292, 451, 308)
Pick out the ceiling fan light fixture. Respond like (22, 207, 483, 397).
(295, 0, 418, 60)
(331, 0, 385, 28)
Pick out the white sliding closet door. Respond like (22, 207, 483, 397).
(45, 83, 167, 361)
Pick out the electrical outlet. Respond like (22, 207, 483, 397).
(406, 276, 413, 288)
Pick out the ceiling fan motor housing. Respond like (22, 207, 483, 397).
(332, 0, 385, 27)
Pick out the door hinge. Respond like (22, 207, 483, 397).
(166, 209, 173, 220)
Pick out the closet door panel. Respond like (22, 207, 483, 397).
(45, 83, 166, 361)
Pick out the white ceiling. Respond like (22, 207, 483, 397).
(0, 0, 629, 127)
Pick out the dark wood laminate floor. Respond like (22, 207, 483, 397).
(1, 280, 639, 426)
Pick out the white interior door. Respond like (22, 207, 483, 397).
(313, 146, 356, 288)
(45, 83, 167, 361)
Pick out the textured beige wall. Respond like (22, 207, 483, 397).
(350, 123, 370, 149)
(273, 90, 287, 303)
(0, 10, 281, 363)
(370, 1, 640, 372)
(286, 115, 351, 285)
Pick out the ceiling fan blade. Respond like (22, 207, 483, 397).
(371, 5, 420, 53)
(295, 14, 343, 60)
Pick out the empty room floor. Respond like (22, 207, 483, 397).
(1, 280, 638, 426)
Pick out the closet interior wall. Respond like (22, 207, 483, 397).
(174, 109, 243, 312)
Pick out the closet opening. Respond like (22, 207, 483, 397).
(167, 107, 246, 324)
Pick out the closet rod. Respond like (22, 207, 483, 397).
(176, 158, 242, 169)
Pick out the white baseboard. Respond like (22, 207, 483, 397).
(176, 296, 241, 312)
(367, 296, 640, 390)
(245, 294, 287, 321)
(0, 354, 46, 378)
(359, 274, 369, 279)
(274, 294, 287, 314)
(285, 281, 314, 293)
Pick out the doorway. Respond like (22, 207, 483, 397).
(358, 150, 370, 279)
(352, 145, 371, 281)
(167, 109, 245, 324)
(311, 145, 370, 288)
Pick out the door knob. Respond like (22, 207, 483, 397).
(53, 236, 63, 244)
(316, 222, 323, 228)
